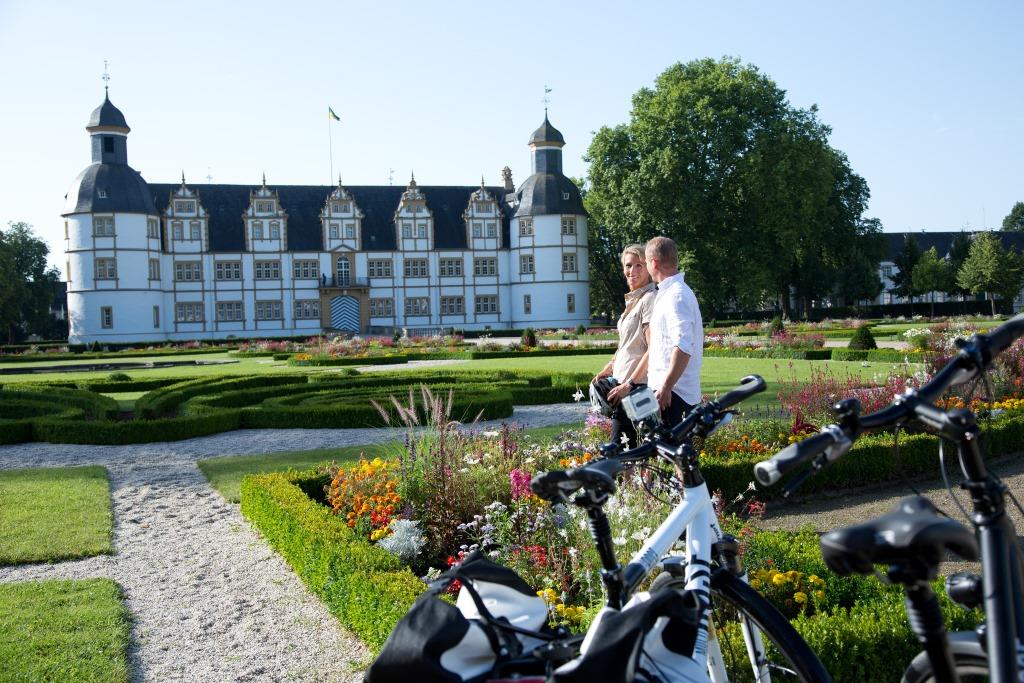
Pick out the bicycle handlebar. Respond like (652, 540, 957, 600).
(754, 314, 1024, 488)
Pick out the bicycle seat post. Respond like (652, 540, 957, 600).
(575, 492, 627, 609)
(889, 561, 962, 683)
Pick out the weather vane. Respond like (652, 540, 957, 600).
(388, 168, 394, 186)
(102, 60, 110, 94)
(542, 84, 552, 114)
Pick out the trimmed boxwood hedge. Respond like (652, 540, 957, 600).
(704, 348, 834, 360)
(831, 349, 930, 363)
(467, 348, 611, 360)
(240, 469, 424, 652)
(288, 355, 410, 367)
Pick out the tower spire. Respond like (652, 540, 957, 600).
(102, 60, 110, 95)
(542, 84, 552, 116)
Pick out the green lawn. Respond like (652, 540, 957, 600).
(0, 579, 131, 683)
(0, 466, 113, 565)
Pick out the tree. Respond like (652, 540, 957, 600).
(832, 219, 886, 306)
(584, 57, 879, 318)
(1001, 202, 1024, 232)
(0, 222, 58, 343)
(911, 247, 954, 316)
(956, 232, 1024, 316)
(945, 231, 973, 301)
(890, 234, 923, 310)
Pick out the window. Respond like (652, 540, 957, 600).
(486, 222, 496, 238)
(331, 202, 341, 213)
(175, 302, 204, 322)
(561, 217, 576, 235)
(472, 222, 482, 238)
(174, 261, 202, 281)
(95, 257, 117, 280)
(294, 300, 320, 319)
(562, 252, 577, 273)
(329, 222, 339, 238)
(257, 201, 274, 213)
(439, 258, 463, 277)
(93, 216, 114, 237)
(474, 257, 497, 277)
(402, 222, 412, 238)
(881, 265, 894, 278)
(404, 259, 429, 278)
(339, 202, 350, 213)
(344, 223, 355, 239)
(215, 261, 241, 281)
(519, 218, 534, 236)
(152, 305, 160, 328)
(562, 192, 571, 201)
(190, 221, 201, 240)
(475, 295, 498, 314)
(368, 259, 393, 278)
(66, 260, 71, 283)
(148, 259, 160, 280)
(293, 260, 318, 279)
(64, 220, 69, 239)
(97, 190, 107, 198)
(252, 221, 264, 240)
(174, 201, 195, 213)
(567, 293, 576, 314)
(254, 260, 281, 280)
(103, 136, 114, 153)
(255, 300, 283, 320)
(519, 255, 534, 274)
(147, 218, 159, 238)
(416, 222, 427, 238)
(475, 201, 491, 213)
(270, 222, 281, 239)
(523, 295, 532, 315)
(440, 296, 464, 315)
(172, 221, 183, 240)
(216, 301, 244, 321)
(100, 306, 113, 328)
(404, 297, 430, 316)
(369, 298, 394, 317)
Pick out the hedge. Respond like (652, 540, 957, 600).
(467, 348, 611, 360)
(831, 349, 931, 363)
(704, 348, 834, 361)
(240, 469, 424, 652)
(288, 355, 410, 367)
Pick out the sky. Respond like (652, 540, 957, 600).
(1, 0, 1021, 273)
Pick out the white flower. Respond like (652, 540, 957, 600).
(572, 387, 585, 402)
(631, 530, 646, 541)
(613, 536, 627, 546)
(620, 433, 630, 445)
(482, 430, 499, 438)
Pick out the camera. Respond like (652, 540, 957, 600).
(621, 384, 660, 424)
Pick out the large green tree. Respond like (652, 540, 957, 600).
(911, 247, 954, 316)
(945, 231, 973, 300)
(584, 57, 878, 318)
(889, 234, 923, 310)
(956, 232, 1024, 315)
(0, 222, 60, 343)
(1001, 202, 1024, 232)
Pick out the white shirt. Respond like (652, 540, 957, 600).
(647, 272, 703, 405)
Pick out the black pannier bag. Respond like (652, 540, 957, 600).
(365, 551, 552, 683)
(552, 586, 702, 683)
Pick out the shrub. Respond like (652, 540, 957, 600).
(521, 327, 538, 349)
(769, 316, 785, 336)
(106, 372, 131, 382)
(575, 323, 587, 335)
(847, 324, 878, 350)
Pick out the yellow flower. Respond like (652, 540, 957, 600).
(793, 591, 807, 604)
(750, 578, 762, 590)
(772, 573, 787, 587)
(814, 590, 826, 601)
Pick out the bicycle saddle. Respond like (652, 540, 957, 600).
(820, 496, 978, 577)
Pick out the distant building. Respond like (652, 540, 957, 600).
(63, 94, 589, 343)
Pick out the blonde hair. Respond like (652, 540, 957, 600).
(620, 244, 647, 264)
(645, 236, 678, 267)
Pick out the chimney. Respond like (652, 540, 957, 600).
(501, 166, 514, 191)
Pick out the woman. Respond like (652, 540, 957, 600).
(593, 244, 656, 448)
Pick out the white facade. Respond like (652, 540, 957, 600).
(64, 99, 590, 343)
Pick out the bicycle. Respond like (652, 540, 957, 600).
(754, 313, 1024, 683)
(529, 374, 832, 682)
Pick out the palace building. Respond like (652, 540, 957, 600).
(63, 94, 590, 343)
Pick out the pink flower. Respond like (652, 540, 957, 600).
(509, 468, 533, 499)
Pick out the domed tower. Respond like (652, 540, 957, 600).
(508, 114, 589, 328)
(64, 93, 165, 343)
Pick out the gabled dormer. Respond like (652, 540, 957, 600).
(394, 174, 433, 251)
(322, 177, 363, 251)
(246, 175, 287, 251)
(464, 177, 501, 250)
(164, 174, 208, 253)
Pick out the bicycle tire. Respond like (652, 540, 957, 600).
(901, 632, 989, 683)
(650, 568, 833, 682)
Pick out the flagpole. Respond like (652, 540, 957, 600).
(328, 109, 334, 186)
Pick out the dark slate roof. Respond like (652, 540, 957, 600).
(88, 95, 129, 130)
(63, 163, 157, 215)
(147, 184, 514, 253)
(513, 173, 585, 217)
(884, 231, 1024, 260)
(529, 115, 565, 146)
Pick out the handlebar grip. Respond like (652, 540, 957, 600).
(754, 429, 840, 487)
(531, 470, 573, 501)
(714, 375, 767, 411)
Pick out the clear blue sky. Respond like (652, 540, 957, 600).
(1, 0, 1021, 272)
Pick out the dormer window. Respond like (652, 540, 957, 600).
(270, 222, 281, 239)
(402, 222, 412, 238)
(486, 222, 496, 238)
(257, 201, 274, 213)
(330, 223, 339, 238)
(562, 192, 571, 200)
(253, 222, 264, 240)
(103, 137, 114, 153)
(97, 190, 108, 199)
(417, 223, 427, 238)
(175, 201, 194, 213)
(345, 223, 355, 239)
(189, 222, 201, 240)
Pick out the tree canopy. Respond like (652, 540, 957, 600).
(956, 232, 1024, 315)
(0, 222, 61, 343)
(890, 234, 923, 303)
(584, 57, 880, 318)
(911, 247, 954, 316)
(1002, 202, 1024, 232)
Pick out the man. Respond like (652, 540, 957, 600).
(625, 235, 702, 427)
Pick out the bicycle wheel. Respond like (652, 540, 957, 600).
(651, 568, 832, 682)
(901, 632, 989, 682)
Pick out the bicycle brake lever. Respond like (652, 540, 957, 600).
(781, 467, 815, 499)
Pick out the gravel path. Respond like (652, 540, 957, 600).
(0, 403, 589, 682)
